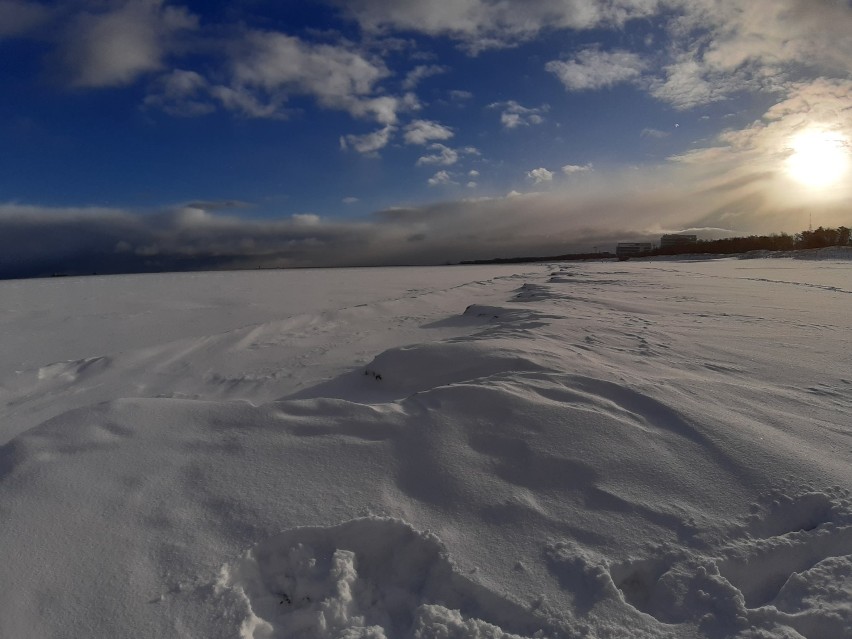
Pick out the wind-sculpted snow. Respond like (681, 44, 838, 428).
(0, 260, 850, 638)
(594, 486, 852, 636)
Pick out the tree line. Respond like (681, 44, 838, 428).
(645, 225, 851, 257)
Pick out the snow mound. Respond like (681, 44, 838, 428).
(219, 517, 544, 639)
(361, 339, 547, 398)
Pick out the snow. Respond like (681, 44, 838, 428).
(0, 259, 850, 638)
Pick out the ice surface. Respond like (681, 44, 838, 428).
(1, 259, 850, 638)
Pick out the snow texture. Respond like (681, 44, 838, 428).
(1, 259, 851, 638)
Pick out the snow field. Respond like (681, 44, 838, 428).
(0, 259, 850, 638)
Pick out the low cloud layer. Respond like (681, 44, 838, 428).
(5, 117, 849, 280)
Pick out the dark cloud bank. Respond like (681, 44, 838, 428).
(0, 200, 635, 279)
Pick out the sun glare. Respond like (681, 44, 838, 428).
(785, 129, 850, 188)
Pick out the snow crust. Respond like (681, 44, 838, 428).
(1, 259, 850, 638)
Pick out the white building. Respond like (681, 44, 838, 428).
(616, 242, 653, 260)
(660, 234, 697, 249)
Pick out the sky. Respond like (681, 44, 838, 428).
(1, 0, 851, 277)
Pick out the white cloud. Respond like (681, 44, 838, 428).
(342, 197, 359, 204)
(291, 213, 321, 225)
(226, 31, 398, 123)
(404, 120, 454, 145)
(427, 170, 455, 186)
(416, 144, 479, 165)
(335, 0, 662, 53)
(15, 0, 852, 123)
(469, 170, 479, 177)
(648, 57, 738, 110)
(414, 143, 455, 166)
(546, 48, 646, 91)
(61, 0, 198, 87)
(340, 125, 395, 155)
(144, 29, 418, 126)
(527, 167, 554, 184)
(208, 84, 287, 119)
(402, 64, 447, 90)
(0, 0, 52, 37)
(562, 163, 592, 174)
(449, 89, 473, 101)
(488, 100, 548, 129)
(650, 0, 852, 109)
(641, 127, 670, 139)
(672, 78, 852, 168)
(144, 69, 215, 116)
(467, 181, 477, 188)
(231, 32, 385, 97)
(61, 0, 197, 88)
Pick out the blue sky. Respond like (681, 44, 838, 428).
(1, 0, 851, 276)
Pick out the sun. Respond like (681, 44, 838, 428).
(785, 129, 850, 188)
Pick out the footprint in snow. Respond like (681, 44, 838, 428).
(219, 517, 549, 639)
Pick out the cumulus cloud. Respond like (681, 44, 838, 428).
(562, 163, 592, 174)
(546, 48, 646, 91)
(340, 125, 395, 155)
(206, 84, 288, 119)
(144, 69, 214, 116)
(449, 89, 473, 101)
(417, 143, 458, 166)
(649, 0, 852, 109)
(11, 0, 852, 121)
(648, 57, 740, 109)
(416, 143, 480, 167)
(488, 100, 548, 128)
(427, 170, 456, 186)
(224, 31, 398, 123)
(61, 0, 197, 88)
(527, 168, 554, 183)
(404, 119, 454, 145)
(402, 64, 447, 90)
(145, 29, 413, 128)
(338, 0, 851, 111)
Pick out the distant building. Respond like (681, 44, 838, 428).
(616, 242, 653, 260)
(660, 234, 698, 249)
